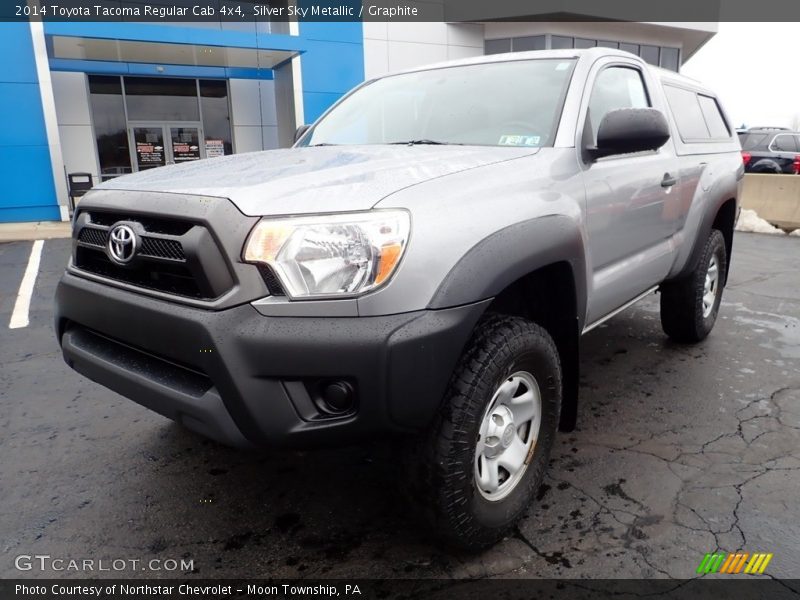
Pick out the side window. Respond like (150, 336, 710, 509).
(771, 134, 798, 152)
(663, 85, 709, 140)
(697, 95, 731, 139)
(587, 66, 649, 145)
(740, 132, 770, 151)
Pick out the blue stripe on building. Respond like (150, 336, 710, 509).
(299, 19, 364, 122)
(0, 23, 60, 223)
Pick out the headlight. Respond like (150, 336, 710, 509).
(243, 210, 410, 299)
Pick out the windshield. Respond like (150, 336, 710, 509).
(300, 59, 577, 148)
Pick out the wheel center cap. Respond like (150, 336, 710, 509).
(501, 423, 516, 448)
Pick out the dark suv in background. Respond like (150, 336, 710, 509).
(738, 127, 800, 174)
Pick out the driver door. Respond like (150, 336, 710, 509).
(581, 61, 681, 324)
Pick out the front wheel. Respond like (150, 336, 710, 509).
(660, 229, 727, 343)
(409, 315, 562, 550)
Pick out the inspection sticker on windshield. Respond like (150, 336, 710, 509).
(499, 135, 540, 146)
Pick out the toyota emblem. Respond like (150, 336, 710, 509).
(107, 224, 138, 264)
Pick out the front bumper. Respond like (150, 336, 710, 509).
(55, 273, 488, 448)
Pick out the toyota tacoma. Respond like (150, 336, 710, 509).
(55, 48, 743, 549)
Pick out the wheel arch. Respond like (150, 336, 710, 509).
(428, 216, 587, 433)
(428, 214, 588, 326)
(712, 198, 737, 285)
(676, 195, 739, 286)
(481, 262, 581, 432)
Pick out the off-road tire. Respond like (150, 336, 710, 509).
(406, 314, 562, 550)
(660, 229, 727, 343)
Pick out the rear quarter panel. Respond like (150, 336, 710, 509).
(654, 74, 742, 279)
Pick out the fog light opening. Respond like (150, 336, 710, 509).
(319, 380, 355, 415)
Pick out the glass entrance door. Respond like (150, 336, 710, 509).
(169, 126, 202, 164)
(131, 126, 166, 170)
(129, 122, 204, 171)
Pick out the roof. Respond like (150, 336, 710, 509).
(393, 47, 625, 74)
(387, 47, 714, 94)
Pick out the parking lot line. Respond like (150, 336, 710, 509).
(9, 240, 44, 329)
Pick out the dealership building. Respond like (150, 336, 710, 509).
(0, 14, 717, 223)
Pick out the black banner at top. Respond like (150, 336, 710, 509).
(6, 0, 800, 22)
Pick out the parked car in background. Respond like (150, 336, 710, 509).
(739, 127, 800, 174)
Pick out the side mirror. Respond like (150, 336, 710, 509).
(294, 124, 310, 143)
(587, 108, 670, 160)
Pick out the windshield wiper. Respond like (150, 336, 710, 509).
(388, 139, 461, 146)
(308, 143, 338, 147)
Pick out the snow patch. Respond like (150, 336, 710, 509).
(790, 228, 800, 237)
(735, 209, 786, 235)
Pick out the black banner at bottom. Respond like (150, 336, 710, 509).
(2, 579, 800, 600)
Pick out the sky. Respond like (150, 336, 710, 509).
(682, 23, 800, 129)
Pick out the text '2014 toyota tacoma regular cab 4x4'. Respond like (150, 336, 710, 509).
(56, 48, 742, 549)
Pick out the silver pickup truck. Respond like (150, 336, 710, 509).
(55, 48, 742, 549)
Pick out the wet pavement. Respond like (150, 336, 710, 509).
(1, 232, 799, 579)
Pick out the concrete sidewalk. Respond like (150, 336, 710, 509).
(0, 221, 71, 243)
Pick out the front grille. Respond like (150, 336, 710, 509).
(78, 227, 107, 247)
(73, 210, 233, 300)
(75, 247, 204, 298)
(78, 226, 186, 261)
(139, 237, 185, 261)
(87, 211, 193, 236)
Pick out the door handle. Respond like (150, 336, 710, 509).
(661, 173, 678, 188)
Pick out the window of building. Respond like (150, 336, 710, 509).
(124, 77, 200, 121)
(484, 38, 511, 54)
(587, 66, 649, 144)
(512, 35, 546, 51)
(551, 35, 573, 49)
(663, 85, 710, 140)
(88, 75, 132, 181)
(200, 80, 234, 156)
(639, 45, 660, 66)
(88, 75, 234, 178)
(618, 42, 639, 55)
(660, 47, 680, 71)
(485, 36, 682, 72)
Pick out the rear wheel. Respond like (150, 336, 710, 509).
(660, 229, 727, 343)
(408, 315, 561, 550)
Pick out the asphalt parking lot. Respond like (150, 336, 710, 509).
(1, 232, 799, 580)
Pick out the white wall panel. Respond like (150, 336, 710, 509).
(258, 80, 278, 127)
(364, 39, 390, 79)
(446, 23, 485, 48)
(387, 41, 448, 73)
(262, 126, 279, 150)
(362, 21, 388, 40)
(51, 71, 92, 126)
(233, 125, 263, 153)
(58, 125, 99, 181)
(387, 22, 448, 45)
(447, 45, 483, 61)
(229, 79, 262, 127)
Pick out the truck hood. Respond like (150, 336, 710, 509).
(97, 145, 538, 216)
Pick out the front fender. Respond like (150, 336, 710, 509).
(428, 214, 588, 331)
